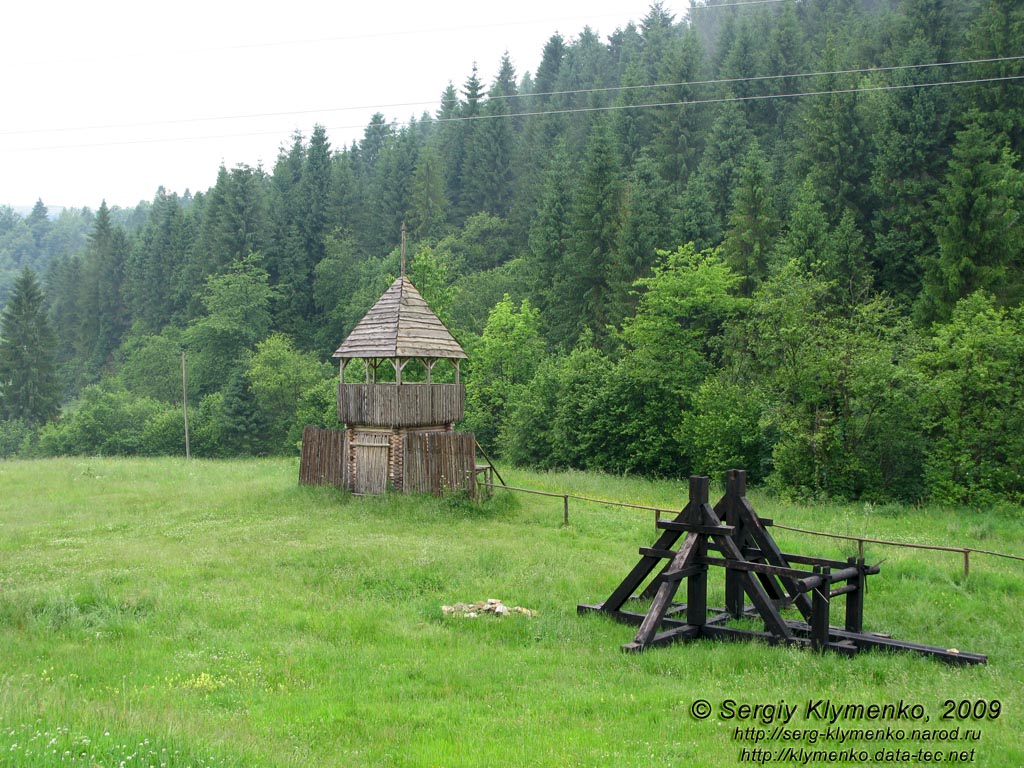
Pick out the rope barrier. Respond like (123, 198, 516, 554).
(481, 481, 1024, 578)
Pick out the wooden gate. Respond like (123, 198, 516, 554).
(352, 431, 391, 494)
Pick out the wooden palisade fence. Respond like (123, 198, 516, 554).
(298, 426, 347, 488)
(299, 425, 477, 497)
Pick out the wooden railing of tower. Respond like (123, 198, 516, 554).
(338, 383, 464, 427)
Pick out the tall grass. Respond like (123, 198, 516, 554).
(0, 458, 1021, 767)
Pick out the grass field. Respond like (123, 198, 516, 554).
(1, 458, 1022, 767)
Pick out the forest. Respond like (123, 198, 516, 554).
(0, 0, 1022, 505)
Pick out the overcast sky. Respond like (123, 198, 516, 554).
(0, 1, 682, 211)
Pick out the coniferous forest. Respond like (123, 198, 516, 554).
(1, 0, 1023, 505)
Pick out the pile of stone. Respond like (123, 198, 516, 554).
(441, 599, 537, 618)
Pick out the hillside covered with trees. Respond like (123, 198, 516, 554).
(1, 0, 1022, 505)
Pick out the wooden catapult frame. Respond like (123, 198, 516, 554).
(578, 470, 986, 665)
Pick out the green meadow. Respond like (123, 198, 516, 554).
(1, 458, 1022, 767)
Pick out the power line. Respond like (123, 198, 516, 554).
(0, 99, 441, 138)
(7, 10, 656, 69)
(689, 0, 789, 8)
(506, 54, 1024, 103)
(3, 54, 1021, 141)
(427, 73, 1024, 126)
(9, 72, 1022, 153)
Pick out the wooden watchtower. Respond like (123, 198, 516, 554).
(328, 272, 477, 496)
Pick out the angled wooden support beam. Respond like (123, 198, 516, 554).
(700, 556, 812, 581)
(623, 623, 701, 653)
(599, 521, 687, 612)
(627, 477, 712, 650)
(726, 474, 813, 621)
(599, 478, 712, 612)
(631, 532, 702, 647)
(704, 501, 793, 641)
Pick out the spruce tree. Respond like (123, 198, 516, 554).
(527, 140, 574, 343)
(494, 52, 520, 116)
(0, 267, 60, 425)
(127, 189, 187, 331)
(796, 35, 870, 223)
(75, 201, 130, 381)
(26, 199, 51, 253)
(722, 140, 779, 296)
(408, 145, 450, 241)
(454, 64, 487, 221)
(611, 152, 673, 323)
(917, 121, 1024, 323)
(461, 79, 514, 218)
(218, 368, 271, 456)
(966, 0, 1024, 151)
(868, 33, 950, 304)
(563, 120, 624, 347)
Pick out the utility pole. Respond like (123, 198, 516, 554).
(182, 351, 191, 459)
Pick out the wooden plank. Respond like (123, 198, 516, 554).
(831, 632, 986, 665)
(700, 556, 812, 581)
(340, 383, 465, 428)
(771, 551, 857, 569)
(623, 624, 701, 652)
(639, 547, 679, 560)
(687, 560, 708, 627)
(844, 557, 865, 633)
(299, 426, 347, 488)
(401, 430, 476, 496)
(701, 625, 859, 655)
(700, 624, 800, 648)
(656, 521, 736, 535)
(780, 621, 987, 665)
(811, 568, 831, 652)
(658, 565, 705, 582)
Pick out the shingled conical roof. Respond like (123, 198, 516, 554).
(332, 276, 467, 361)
